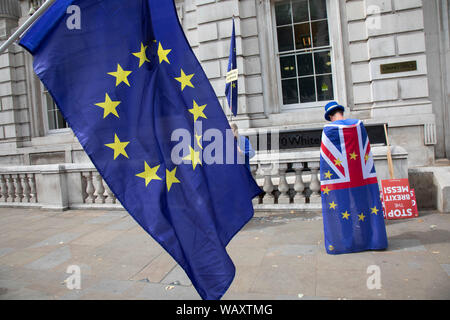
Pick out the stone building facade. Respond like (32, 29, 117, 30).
(0, 0, 448, 211)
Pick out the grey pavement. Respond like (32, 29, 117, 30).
(0, 207, 449, 300)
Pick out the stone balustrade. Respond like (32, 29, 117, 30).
(81, 170, 118, 205)
(0, 144, 408, 213)
(0, 172, 37, 204)
(250, 149, 323, 213)
(0, 164, 122, 210)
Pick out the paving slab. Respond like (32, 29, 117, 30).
(28, 232, 82, 249)
(0, 208, 449, 300)
(25, 246, 72, 270)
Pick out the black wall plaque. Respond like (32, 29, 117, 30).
(380, 60, 417, 74)
(279, 130, 322, 150)
(247, 124, 387, 151)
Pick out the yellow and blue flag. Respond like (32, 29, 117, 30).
(20, 0, 261, 299)
(225, 18, 238, 116)
(320, 119, 388, 254)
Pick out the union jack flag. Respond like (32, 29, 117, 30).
(320, 120, 378, 190)
(319, 119, 388, 254)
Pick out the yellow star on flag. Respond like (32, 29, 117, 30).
(370, 206, 379, 215)
(132, 43, 150, 67)
(342, 211, 350, 220)
(358, 213, 366, 221)
(188, 100, 207, 122)
(365, 154, 370, 162)
(349, 151, 358, 160)
(334, 158, 342, 166)
(157, 42, 171, 64)
(95, 93, 121, 119)
(324, 170, 333, 179)
(182, 146, 202, 170)
(175, 69, 195, 91)
(322, 186, 330, 195)
(166, 167, 181, 191)
(136, 162, 162, 187)
(108, 64, 132, 87)
(105, 134, 130, 160)
(329, 201, 337, 210)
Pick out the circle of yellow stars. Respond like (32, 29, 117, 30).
(96, 40, 209, 192)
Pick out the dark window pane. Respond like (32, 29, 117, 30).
(275, 2, 292, 26)
(309, 0, 327, 20)
(292, 0, 309, 23)
(299, 77, 316, 103)
(316, 74, 334, 101)
(56, 111, 67, 129)
(280, 56, 296, 78)
(311, 20, 329, 47)
(297, 53, 313, 76)
(314, 50, 332, 74)
(47, 110, 56, 130)
(294, 23, 311, 49)
(282, 79, 299, 104)
(277, 26, 294, 52)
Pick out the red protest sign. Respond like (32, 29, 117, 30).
(381, 179, 414, 219)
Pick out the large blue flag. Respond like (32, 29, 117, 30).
(225, 18, 238, 116)
(320, 119, 388, 254)
(20, 0, 261, 299)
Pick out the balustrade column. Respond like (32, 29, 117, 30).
(28, 174, 37, 203)
(250, 164, 259, 206)
(21, 174, 31, 203)
(277, 163, 290, 204)
(293, 162, 305, 204)
(83, 172, 95, 203)
(6, 175, 14, 203)
(308, 162, 321, 203)
(93, 172, 105, 204)
(261, 164, 275, 204)
(0, 175, 7, 202)
(13, 174, 23, 203)
(103, 179, 116, 204)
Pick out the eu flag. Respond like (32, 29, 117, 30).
(20, 0, 261, 299)
(225, 18, 238, 117)
(320, 119, 388, 254)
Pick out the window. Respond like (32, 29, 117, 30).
(43, 88, 68, 131)
(274, 0, 334, 107)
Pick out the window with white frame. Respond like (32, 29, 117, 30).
(43, 87, 68, 131)
(274, 0, 334, 107)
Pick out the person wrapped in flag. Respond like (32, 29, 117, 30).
(320, 101, 388, 254)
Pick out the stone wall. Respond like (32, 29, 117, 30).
(0, 0, 31, 155)
(345, 0, 436, 165)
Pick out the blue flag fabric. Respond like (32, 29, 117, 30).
(20, 0, 261, 299)
(225, 18, 237, 116)
(319, 119, 388, 254)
